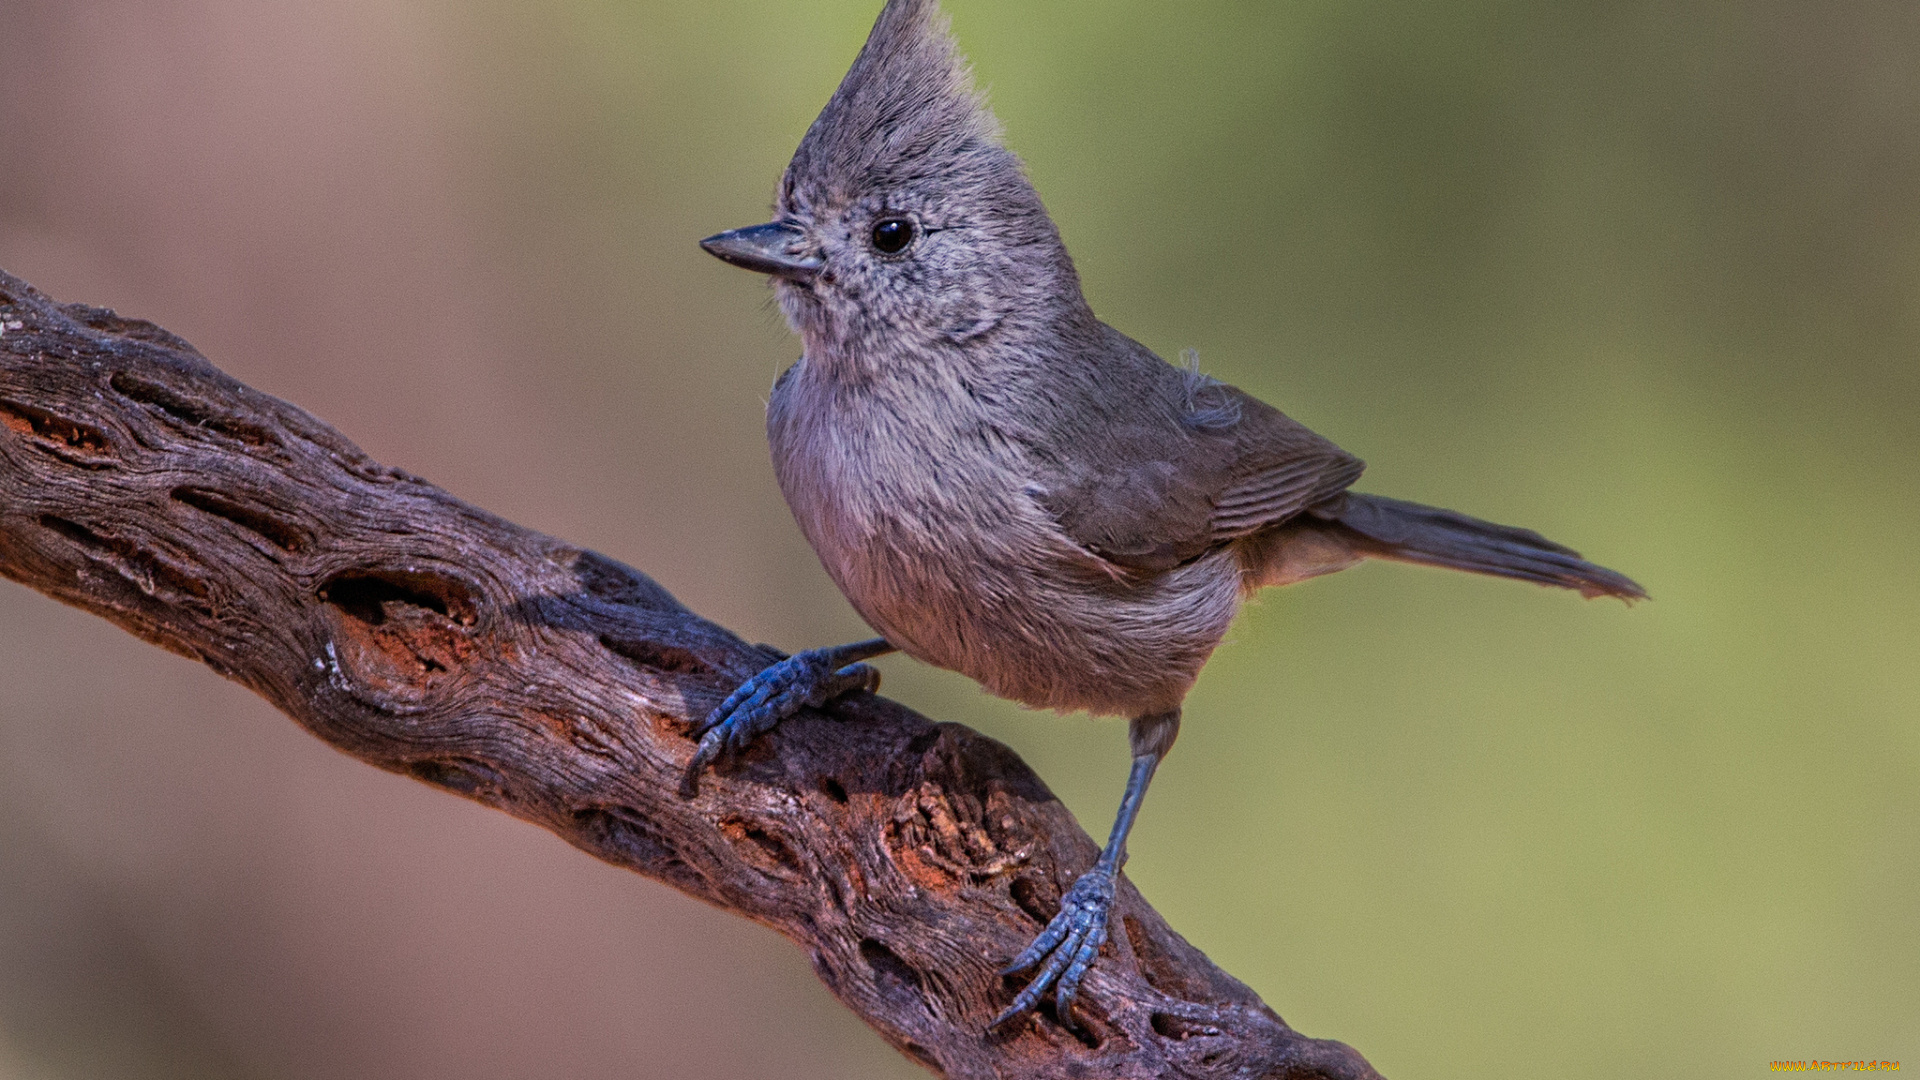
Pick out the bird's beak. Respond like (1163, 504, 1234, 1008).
(699, 221, 823, 282)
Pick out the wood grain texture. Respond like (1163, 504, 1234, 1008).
(0, 268, 1383, 1080)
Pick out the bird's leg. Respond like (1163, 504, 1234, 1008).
(680, 637, 894, 796)
(995, 707, 1180, 1029)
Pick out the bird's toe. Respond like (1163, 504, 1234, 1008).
(679, 646, 883, 796)
(994, 868, 1115, 1029)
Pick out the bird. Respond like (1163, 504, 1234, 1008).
(690, 0, 1643, 1030)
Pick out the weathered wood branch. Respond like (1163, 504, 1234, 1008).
(0, 268, 1382, 1080)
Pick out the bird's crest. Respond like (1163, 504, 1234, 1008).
(782, 0, 1004, 209)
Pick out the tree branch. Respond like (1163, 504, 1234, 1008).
(0, 268, 1382, 1080)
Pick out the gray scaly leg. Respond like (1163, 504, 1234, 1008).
(995, 708, 1180, 1029)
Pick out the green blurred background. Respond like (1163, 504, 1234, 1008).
(1, 0, 1914, 1076)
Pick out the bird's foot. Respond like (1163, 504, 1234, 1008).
(994, 867, 1116, 1029)
(679, 643, 883, 796)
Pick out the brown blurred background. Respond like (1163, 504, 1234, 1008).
(0, 0, 1914, 1077)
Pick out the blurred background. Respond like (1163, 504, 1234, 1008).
(0, 0, 1914, 1076)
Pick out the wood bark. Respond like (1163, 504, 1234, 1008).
(0, 268, 1383, 1080)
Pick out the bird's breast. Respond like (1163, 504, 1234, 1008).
(765, 357, 1240, 716)
(768, 361, 1014, 609)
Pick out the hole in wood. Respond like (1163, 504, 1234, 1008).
(319, 570, 476, 626)
(318, 570, 478, 690)
(1036, 999, 1103, 1049)
(717, 816, 801, 877)
(37, 514, 211, 607)
(808, 949, 842, 994)
(0, 399, 110, 454)
(38, 514, 106, 551)
(108, 371, 275, 446)
(171, 487, 307, 553)
(62, 304, 203, 355)
(859, 938, 925, 1005)
(598, 634, 712, 676)
(819, 776, 849, 804)
(538, 712, 621, 760)
(1124, 914, 1217, 1003)
(569, 548, 675, 609)
(1150, 1012, 1222, 1041)
(572, 806, 709, 898)
(1010, 875, 1057, 926)
(407, 757, 503, 797)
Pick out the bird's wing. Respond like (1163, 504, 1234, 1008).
(1025, 335, 1364, 574)
(1205, 393, 1367, 543)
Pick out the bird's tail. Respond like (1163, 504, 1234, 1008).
(1305, 492, 1647, 601)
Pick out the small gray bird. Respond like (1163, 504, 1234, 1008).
(692, 0, 1642, 1028)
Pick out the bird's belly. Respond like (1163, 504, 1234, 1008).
(805, 493, 1241, 717)
(769, 366, 1242, 716)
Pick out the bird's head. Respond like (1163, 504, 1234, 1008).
(701, 0, 1086, 371)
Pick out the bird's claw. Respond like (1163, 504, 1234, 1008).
(679, 647, 880, 796)
(994, 868, 1116, 1029)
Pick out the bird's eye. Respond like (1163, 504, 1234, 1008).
(871, 217, 915, 255)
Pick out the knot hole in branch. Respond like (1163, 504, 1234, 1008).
(717, 815, 803, 880)
(0, 399, 114, 466)
(859, 938, 928, 1013)
(108, 370, 276, 447)
(570, 805, 711, 901)
(1124, 914, 1224, 1005)
(318, 569, 479, 701)
(406, 757, 508, 802)
(36, 513, 212, 614)
(171, 486, 308, 554)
